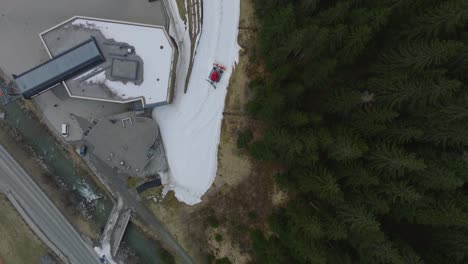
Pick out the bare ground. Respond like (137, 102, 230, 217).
(141, 0, 283, 262)
(0, 195, 58, 264)
(175, 0, 187, 23)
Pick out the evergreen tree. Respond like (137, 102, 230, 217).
(337, 25, 373, 64)
(324, 87, 362, 115)
(298, 166, 344, 204)
(369, 144, 426, 176)
(328, 128, 368, 162)
(431, 227, 468, 262)
(382, 179, 422, 205)
(378, 39, 465, 71)
(337, 204, 383, 243)
(383, 122, 423, 144)
(405, 0, 468, 39)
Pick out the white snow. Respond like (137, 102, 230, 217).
(94, 245, 116, 264)
(153, 0, 240, 205)
(72, 18, 174, 105)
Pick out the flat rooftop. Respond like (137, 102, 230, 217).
(84, 112, 167, 176)
(40, 17, 176, 107)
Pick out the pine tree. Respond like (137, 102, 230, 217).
(351, 106, 399, 135)
(382, 180, 422, 205)
(431, 92, 468, 122)
(368, 70, 461, 109)
(337, 25, 373, 64)
(378, 39, 465, 71)
(383, 122, 423, 144)
(298, 166, 343, 204)
(286, 207, 325, 240)
(326, 251, 353, 264)
(341, 163, 380, 188)
(422, 122, 468, 147)
(369, 144, 426, 176)
(259, 5, 296, 69)
(347, 187, 391, 215)
(284, 82, 306, 105)
(416, 167, 464, 191)
(414, 154, 466, 191)
(302, 59, 337, 88)
(397, 240, 425, 264)
(249, 140, 276, 161)
(405, 0, 468, 39)
(325, 87, 362, 115)
(300, 25, 330, 62)
(286, 111, 310, 128)
(361, 240, 405, 264)
(324, 216, 348, 241)
(317, 1, 352, 26)
(328, 128, 368, 162)
(410, 196, 468, 226)
(431, 227, 468, 262)
(337, 204, 383, 243)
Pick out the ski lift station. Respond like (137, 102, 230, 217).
(13, 16, 177, 108)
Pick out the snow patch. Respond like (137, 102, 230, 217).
(94, 244, 116, 264)
(153, 0, 240, 205)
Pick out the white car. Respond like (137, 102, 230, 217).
(61, 124, 69, 137)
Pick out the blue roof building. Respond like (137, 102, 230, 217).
(14, 38, 104, 99)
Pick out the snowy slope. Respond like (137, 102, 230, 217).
(153, 0, 240, 205)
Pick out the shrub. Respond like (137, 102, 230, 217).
(207, 215, 219, 228)
(237, 129, 253, 149)
(215, 257, 232, 264)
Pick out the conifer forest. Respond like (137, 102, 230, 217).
(246, 1, 468, 263)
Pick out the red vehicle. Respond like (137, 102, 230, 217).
(207, 63, 226, 89)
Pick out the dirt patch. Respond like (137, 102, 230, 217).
(0, 195, 58, 264)
(175, 0, 187, 23)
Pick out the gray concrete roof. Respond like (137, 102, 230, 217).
(84, 112, 163, 176)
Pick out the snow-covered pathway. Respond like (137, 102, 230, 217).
(153, 0, 240, 205)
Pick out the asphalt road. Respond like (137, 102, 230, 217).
(0, 145, 100, 264)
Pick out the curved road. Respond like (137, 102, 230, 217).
(0, 145, 100, 264)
